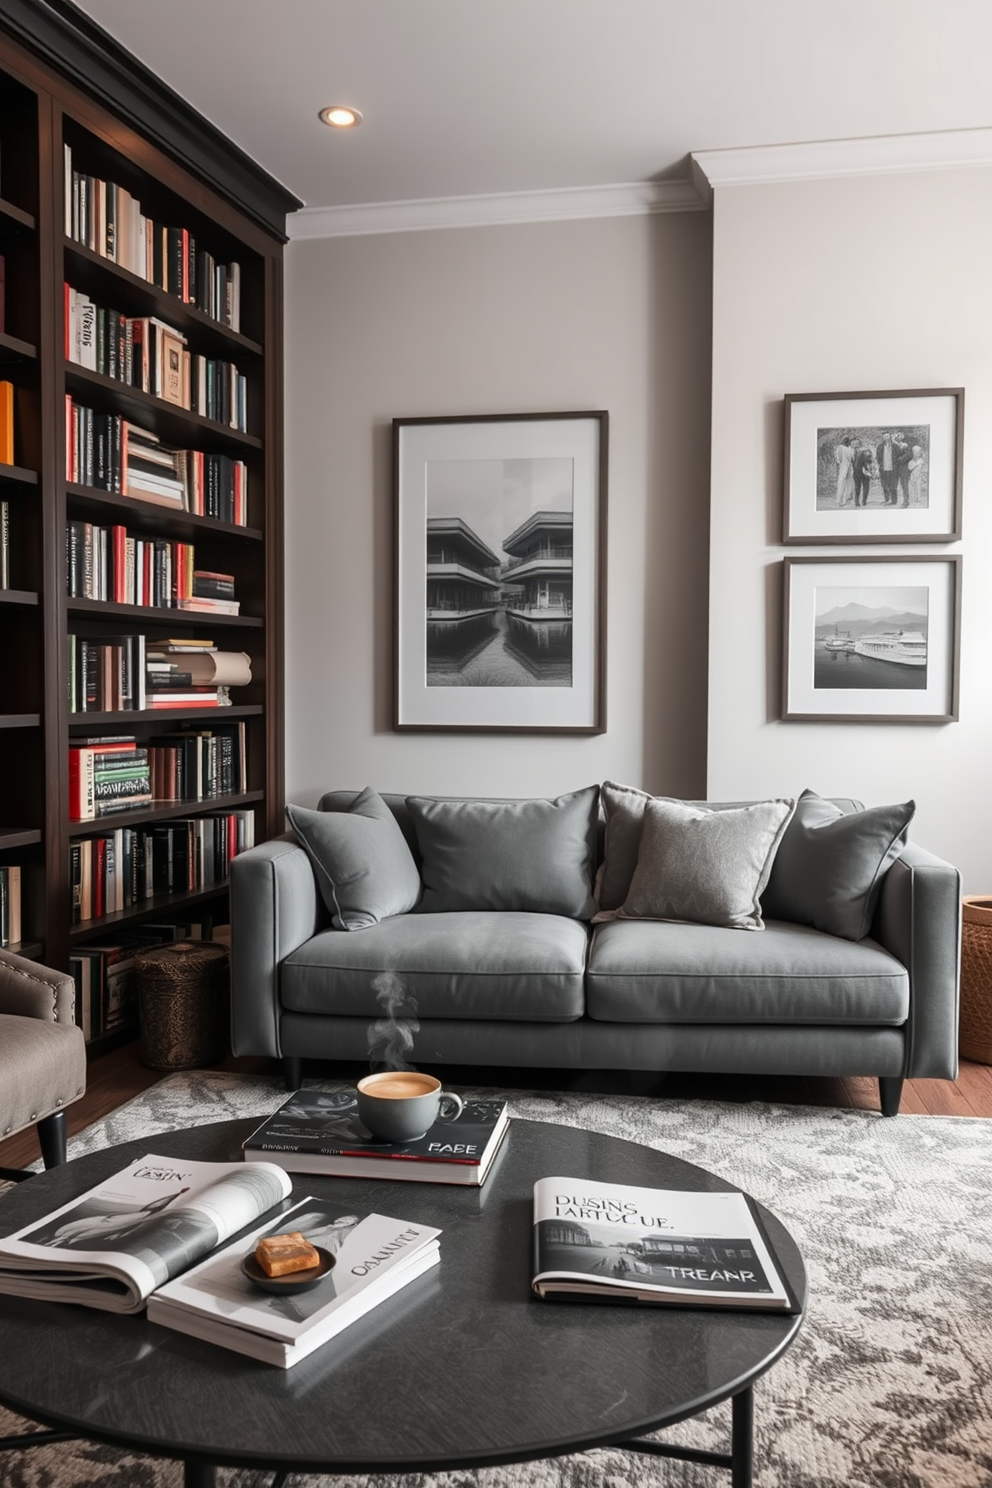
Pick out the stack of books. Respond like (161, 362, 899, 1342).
(244, 1088, 510, 1187)
(69, 736, 152, 819)
(125, 425, 185, 508)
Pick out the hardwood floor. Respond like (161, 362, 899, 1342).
(2, 1043, 991, 1174)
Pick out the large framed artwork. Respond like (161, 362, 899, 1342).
(393, 412, 608, 733)
(782, 555, 962, 723)
(782, 388, 964, 543)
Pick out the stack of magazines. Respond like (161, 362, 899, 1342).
(0, 1153, 440, 1368)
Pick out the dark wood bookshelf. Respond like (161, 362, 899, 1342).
(0, 12, 291, 1036)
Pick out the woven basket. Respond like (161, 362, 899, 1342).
(959, 897, 992, 1064)
(136, 940, 230, 1071)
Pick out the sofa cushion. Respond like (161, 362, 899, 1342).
(280, 911, 589, 1022)
(617, 796, 795, 931)
(286, 788, 421, 932)
(406, 788, 599, 918)
(595, 780, 652, 913)
(586, 918, 909, 1025)
(761, 789, 916, 941)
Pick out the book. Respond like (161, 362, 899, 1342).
(1, 498, 9, 586)
(0, 1151, 293, 1314)
(0, 379, 13, 464)
(531, 1176, 797, 1311)
(243, 1089, 510, 1186)
(146, 1195, 441, 1367)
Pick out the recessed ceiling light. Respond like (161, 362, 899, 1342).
(319, 105, 363, 129)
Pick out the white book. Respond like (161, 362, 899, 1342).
(75, 290, 97, 370)
(147, 1196, 441, 1368)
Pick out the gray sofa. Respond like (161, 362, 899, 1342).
(230, 787, 961, 1116)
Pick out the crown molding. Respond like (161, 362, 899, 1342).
(287, 177, 707, 241)
(693, 128, 992, 190)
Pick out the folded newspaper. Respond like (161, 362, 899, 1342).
(0, 1152, 294, 1313)
(532, 1175, 797, 1311)
(147, 1196, 441, 1367)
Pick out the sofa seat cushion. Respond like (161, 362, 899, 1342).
(281, 912, 589, 1022)
(586, 919, 909, 1025)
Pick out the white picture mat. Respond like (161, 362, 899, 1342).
(784, 559, 957, 718)
(397, 418, 602, 728)
(786, 393, 959, 539)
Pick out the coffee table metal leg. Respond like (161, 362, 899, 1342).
(731, 1384, 754, 1488)
(183, 1457, 217, 1487)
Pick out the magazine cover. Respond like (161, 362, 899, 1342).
(243, 1088, 509, 1183)
(147, 1196, 441, 1367)
(532, 1176, 796, 1311)
(0, 1154, 293, 1313)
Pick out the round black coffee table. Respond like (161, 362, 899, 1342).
(0, 1118, 805, 1488)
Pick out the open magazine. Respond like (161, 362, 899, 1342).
(147, 1196, 441, 1367)
(0, 1153, 293, 1314)
(532, 1176, 798, 1312)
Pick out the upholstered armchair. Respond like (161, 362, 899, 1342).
(0, 949, 86, 1176)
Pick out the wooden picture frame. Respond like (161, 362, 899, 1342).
(782, 554, 962, 723)
(393, 412, 608, 733)
(783, 389, 964, 544)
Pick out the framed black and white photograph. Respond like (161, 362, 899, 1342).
(783, 389, 964, 543)
(782, 555, 961, 722)
(393, 412, 608, 732)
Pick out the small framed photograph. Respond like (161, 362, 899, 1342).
(393, 412, 608, 732)
(782, 555, 961, 722)
(783, 389, 964, 543)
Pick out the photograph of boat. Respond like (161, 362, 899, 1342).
(813, 586, 928, 690)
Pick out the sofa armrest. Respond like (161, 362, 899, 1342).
(230, 834, 323, 1059)
(871, 841, 961, 1079)
(0, 949, 77, 1025)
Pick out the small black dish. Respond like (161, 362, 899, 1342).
(241, 1246, 335, 1295)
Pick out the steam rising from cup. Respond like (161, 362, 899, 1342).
(367, 973, 420, 1071)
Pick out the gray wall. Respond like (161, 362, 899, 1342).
(708, 170, 992, 890)
(283, 211, 712, 805)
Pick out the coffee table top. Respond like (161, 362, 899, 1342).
(0, 1117, 806, 1476)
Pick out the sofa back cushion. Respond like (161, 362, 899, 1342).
(286, 788, 422, 931)
(761, 788, 916, 941)
(406, 786, 600, 918)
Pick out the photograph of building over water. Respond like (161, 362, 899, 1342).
(425, 456, 573, 687)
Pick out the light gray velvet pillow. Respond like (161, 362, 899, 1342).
(286, 788, 422, 931)
(761, 789, 915, 941)
(407, 787, 599, 918)
(617, 796, 795, 931)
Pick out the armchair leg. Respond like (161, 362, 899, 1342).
(284, 1056, 302, 1091)
(38, 1109, 68, 1168)
(878, 1077, 904, 1117)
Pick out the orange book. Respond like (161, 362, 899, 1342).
(0, 381, 13, 465)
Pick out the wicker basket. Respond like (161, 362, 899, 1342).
(959, 897, 992, 1064)
(136, 940, 230, 1071)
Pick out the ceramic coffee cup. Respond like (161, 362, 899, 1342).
(356, 1071, 464, 1143)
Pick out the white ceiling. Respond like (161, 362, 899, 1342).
(74, 0, 992, 216)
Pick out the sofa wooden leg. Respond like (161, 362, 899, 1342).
(878, 1077, 904, 1117)
(284, 1056, 302, 1091)
(38, 1109, 67, 1168)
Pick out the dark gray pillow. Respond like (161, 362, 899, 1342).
(406, 787, 599, 918)
(594, 780, 653, 914)
(762, 789, 915, 941)
(286, 788, 421, 931)
(617, 796, 795, 931)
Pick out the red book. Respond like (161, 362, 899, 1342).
(93, 837, 107, 919)
(111, 525, 127, 604)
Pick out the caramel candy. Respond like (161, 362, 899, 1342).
(255, 1231, 320, 1277)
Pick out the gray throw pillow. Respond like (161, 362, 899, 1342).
(762, 789, 915, 941)
(286, 788, 422, 931)
(406, 787, 599, 918)
(617, 796, 795, 931)
(594, 780, 653, 914)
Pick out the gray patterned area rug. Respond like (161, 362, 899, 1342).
(2, 1071, 992, 1488)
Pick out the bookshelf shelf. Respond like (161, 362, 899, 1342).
(0, 10, 293, 1025)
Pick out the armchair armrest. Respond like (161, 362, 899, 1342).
(0, 949, 77, 1025)
(872, 841, 961, 1079)
(230, 834, 324, 1059)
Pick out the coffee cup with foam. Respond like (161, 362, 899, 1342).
(356, 1070, 464, 1143)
